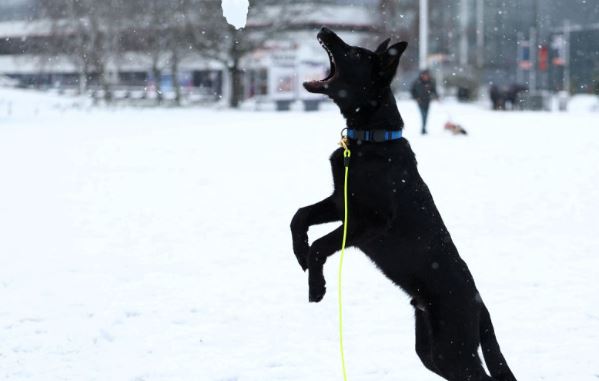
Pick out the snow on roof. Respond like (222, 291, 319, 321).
(0, 53, 225, 75)
(0, 55, 76, 74)
(0, 4, 375, 39)
(0, 19, 51, 38)
(248, 4, 374, 29)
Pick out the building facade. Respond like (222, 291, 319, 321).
(0, 0, 377, 103)
(1, 0, 597, 99)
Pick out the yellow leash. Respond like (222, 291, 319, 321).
(338, 137, 351, 381)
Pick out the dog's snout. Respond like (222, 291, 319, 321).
(318, 27, 336, 40)
(317, 27, 345, 48)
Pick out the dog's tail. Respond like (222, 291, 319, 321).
(479, 304, 518, 381)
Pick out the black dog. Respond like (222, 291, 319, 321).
(290, 28, 517, 381)
(490, 84, 528, 110)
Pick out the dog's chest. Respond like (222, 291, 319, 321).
(329, 147, 402, 215)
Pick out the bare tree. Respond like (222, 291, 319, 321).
(39, 1, 89, 93)
(185, 0, 313, 108)
(372, 0, 419, 72)
(125, 0, 169, 104)
(40, 0, 314, 107)
(121, 0, 194, 105)
(40, 0, 125, 103)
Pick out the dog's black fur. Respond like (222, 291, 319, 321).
(490, 84, 528, 110)
(290, 28, 518, 381)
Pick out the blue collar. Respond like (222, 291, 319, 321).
(347, 129, 402, 142)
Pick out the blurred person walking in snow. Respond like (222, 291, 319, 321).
(411, 69, 438, 135)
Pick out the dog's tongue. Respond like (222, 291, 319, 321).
(303, 80, 325, 93)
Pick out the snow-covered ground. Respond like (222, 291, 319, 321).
(1, 88, 598, 380)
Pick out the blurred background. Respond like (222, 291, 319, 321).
(0, 0, 598, 110)
(1, 2, 598, 380)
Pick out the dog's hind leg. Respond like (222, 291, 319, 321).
(479, 304, 518, 381)
(413, 304, 444, 378)
(432, 336, 494, 380)
(290, 196, 340, 271)
(429, 305, 495, 381)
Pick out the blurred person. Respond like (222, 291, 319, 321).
(411, 70, 438, 135)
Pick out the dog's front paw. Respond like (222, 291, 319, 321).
(309, 284, 326, 303)
(308, 272, 326, 303)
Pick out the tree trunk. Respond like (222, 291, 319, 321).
(78, 65, 88, 95)
(152, 63, 163, 105)
(98, 64, 112, 104)
(171, 51, 181, 106)
(228, 56, 243, 108)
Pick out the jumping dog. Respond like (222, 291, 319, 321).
(290, 28, 518, 381)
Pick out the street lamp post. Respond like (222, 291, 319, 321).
(529, 26, 537, 91)
(459, 0, 469, 68)
(419, 0, 428, 70)
(529, 0, 540, 92)
(476, 0, 484, 70)
(563, 19, 571, 94)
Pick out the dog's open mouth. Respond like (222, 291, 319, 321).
(303, 36, 337, 93)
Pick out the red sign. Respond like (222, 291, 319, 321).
(539, 45, 548, 71)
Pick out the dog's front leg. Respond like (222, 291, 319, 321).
(290, 196, 339, 271)
(308, 221, 390, 302)
(307, 225, 346, 302)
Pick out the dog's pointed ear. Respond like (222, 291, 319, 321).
(375, 38, 391, 54)
(377, 41, 408, 83)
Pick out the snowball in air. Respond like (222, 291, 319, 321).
(222, 0, 249, 30)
